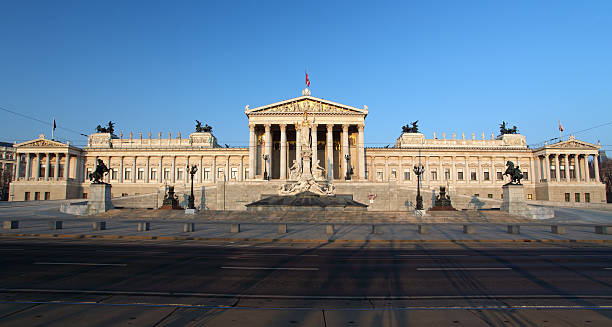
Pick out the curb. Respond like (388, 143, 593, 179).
(0, 233, 610, 244)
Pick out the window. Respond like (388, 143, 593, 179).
(245, 168, 249, 179)
(431, 170, 437, 181)
(377, 170, 383, 181)
(24, 192, 30, 201)
(59, 165, 64, 178)
(497, 171, 503, 180)
(457, 170, 464, 180)
(565, 193, 570, 202)
(82, 193, 87, 199)
(391, 169, 397, 180)
(550, 165, 556, 179)
(470, 169, 477, 181)
(474, 194, 479, 197)
(523, 171, 528, 181)
(163, 168, 170, 180)
(176, 169, 183, 181)
(44, 192, 50, 200)
(218, 167, 224, 180)
(527, 194, 533, 200)
(484, 171, 490, 181)
(585, 193, 590, 203)
(575, 193, 580, 202)
(444, 169, 450, 181)
(560, 166, 566, 179)
(137, 168, 144, 180)
(124, 168, 131, 181)
(150, 168, 157, 181)
(404, 170, 411, 181)
(231, 167, 238, 180)
(487, 194, 493, 198)
(111, 169, 117, 180)
(501, 194, 503, 199)
(204, 168, 211, 180)
(34, 192, 40, 200)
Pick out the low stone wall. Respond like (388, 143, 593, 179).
(112, 193, 159, 209)
(528, 200, 612, 211)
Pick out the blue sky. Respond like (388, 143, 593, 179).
(1, 1, 610, 151)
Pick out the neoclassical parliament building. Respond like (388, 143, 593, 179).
(8, 89, 606, 210)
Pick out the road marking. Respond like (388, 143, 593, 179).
(417, 267, 511, 271)
(604, 268, 612, 270)
(0, 248, 24, 251)
(221, 266, 319, 271)
(34, 262, 127, 267)
(397, 254, 467, 257)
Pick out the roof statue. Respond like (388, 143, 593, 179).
(96, 121, 115, 134)
(402, 120, 419, 133)
(195, 120, 213, 133)
(499, 121, 518, 135)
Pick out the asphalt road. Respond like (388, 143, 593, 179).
(0, 239, 611, 326)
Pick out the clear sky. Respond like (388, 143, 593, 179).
(1, 0, 611, 151)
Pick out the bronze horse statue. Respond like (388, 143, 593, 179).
(89, 159, 110, 184)
(503, 161, 523, 185)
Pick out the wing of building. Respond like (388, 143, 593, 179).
(8, 89, 606, 209)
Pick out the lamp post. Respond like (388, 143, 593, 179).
(187, 164, 198, 209)
(413, 164, 424, 210)
(263, 154, 269, 181)
(345, 154, 352, 180)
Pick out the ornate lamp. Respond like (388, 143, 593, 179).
(187, 164, 198, 209)
(413, 164, 424, 210)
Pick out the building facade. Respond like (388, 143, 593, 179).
(8, 89, 606, 208)
(0, 142, 16, 200)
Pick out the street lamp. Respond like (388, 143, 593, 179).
(187, 164, 198, 209)
(263, 154, 269, 181)
(413, 164, 424, 210)
(345, 154, 352, 180)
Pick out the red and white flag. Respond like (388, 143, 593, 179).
(558, 120, 564, 132)
(305, 71, 310, 87)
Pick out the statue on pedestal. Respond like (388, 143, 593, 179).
(503, 161, 523, 185)
(89, 159, 110, 184)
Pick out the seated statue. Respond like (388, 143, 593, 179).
(313, 160, 325, 181)
(289, 160, 301, 180)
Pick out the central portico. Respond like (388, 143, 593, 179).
(245, 88, 368, 181)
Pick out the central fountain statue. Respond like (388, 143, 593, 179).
(279, 110, 335, 196)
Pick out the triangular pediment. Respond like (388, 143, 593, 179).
(547, 137, 599, 150)
(16, 137, 68, 148)
(245, 95, 368, 115)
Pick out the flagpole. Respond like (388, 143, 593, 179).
(52, 117, 55, 140)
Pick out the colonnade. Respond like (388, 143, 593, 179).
(15, 152, 81, 182)
(534, 153, 600, 182)
(248, 123, 366, 180)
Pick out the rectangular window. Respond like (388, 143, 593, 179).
(444, 169, 450, 181)
(560, 168, 566, 179)
(231, 167, 238, 180)
(527, 194, 533, 200)
(391, 169, 397, 180)
(24, 192, 30, 201)
(124, 168, 131, 181)
(457, 170, 464, 180)
(111, 169, 117, 180)
(204, 168, 211, 180)
(377, 170, 383, 181)
(137, 168, 144, 180)
(404, 170, 411, 181)
(565, 193, 570, 202)
(585, 193, 590, 203)
(575, 193, 580, 202)
(163, 168, 170, 180)
(523, 171, 528, 181)
(44, 192, 50, 200)
(470, 169, 477, 181)
(59, 165, 64, 178)
(497, 171, 503, 180)
(34, 192, 40, 200)
(176, 169, 183, 181)
(484, 171, 490, 181)
(218, 167, 224, 179)
(487, 194, 493, 198)
(474, 194, 479, 198)
(150, 169, 157, 181)
(82, 193, 88, 199)
(431, 170, 437, 181)
(550, 166, 556, 179)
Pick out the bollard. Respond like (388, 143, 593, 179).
(551, 225, 566, 234)
(463, 225, 475, 234)
(418, 225, 428, 234)
(278, 224, 287, 234)
(326, 225, 334, 235)
(3, 221, 18, 230)
(231, 223, 240, 233)
(371, 225, 383, 234)
(48, 221, 63, 230)
(507, 225, 520, 234)
(184, 223, 195, 232)
(137, 222, 151, 232)
(92, 221, 106, 231)
(595, 226, 610, 235)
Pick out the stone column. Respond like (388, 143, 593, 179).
(440, 157, 444, 182)
(264, 124, 272, 179)
(528, 157, 534, 183)
(248, 124, 256, 179)
(326, 124, 333, 180)
(185, 156, 190, 184)
(384, 156, 389, 181)
(370, 156, 375, 181)
(295, 124, 302, 171)
(25, 154, 31, 180)
(225, 156, 230, 181)
(33, 153, 40, 180)
(464, 157, 468, 182)
(584, 154, 590, 181)
(43, 153, 50, 180)
(199, 156, 203, 183)
(399, 156, 403, 182)
(145, 156, 150, 183)
(424, 156, 430, 182)
(594, 154, 600, 181)
(212, 156, 216, 183)
(159, 156, 163, 183)
(54, 153, 60, 181)
(452, 156, 456, 182)
(119, 156, 124, 182)
(358, 124, 365, 180)
(105, 156, 111, 183)
(64, 154, 70, 180)
(543, 154, 550, 181)
(477, 158, 481, 182)
(280, 124, 287, 180)
(341, 124, 349, 179)
(132, 156, 137, 183)
(554, 154, 560, 182)
(15, 154, 21, 180)
(575, 154, 581, 180)
(171, 156, 176, 183)
(564, 154, 570, 182)
(239, 156, 244, 181)
(311, 123, 318, 171)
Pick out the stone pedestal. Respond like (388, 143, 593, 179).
(500, 184, 528, 216)
(86, 184, 113, 215)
